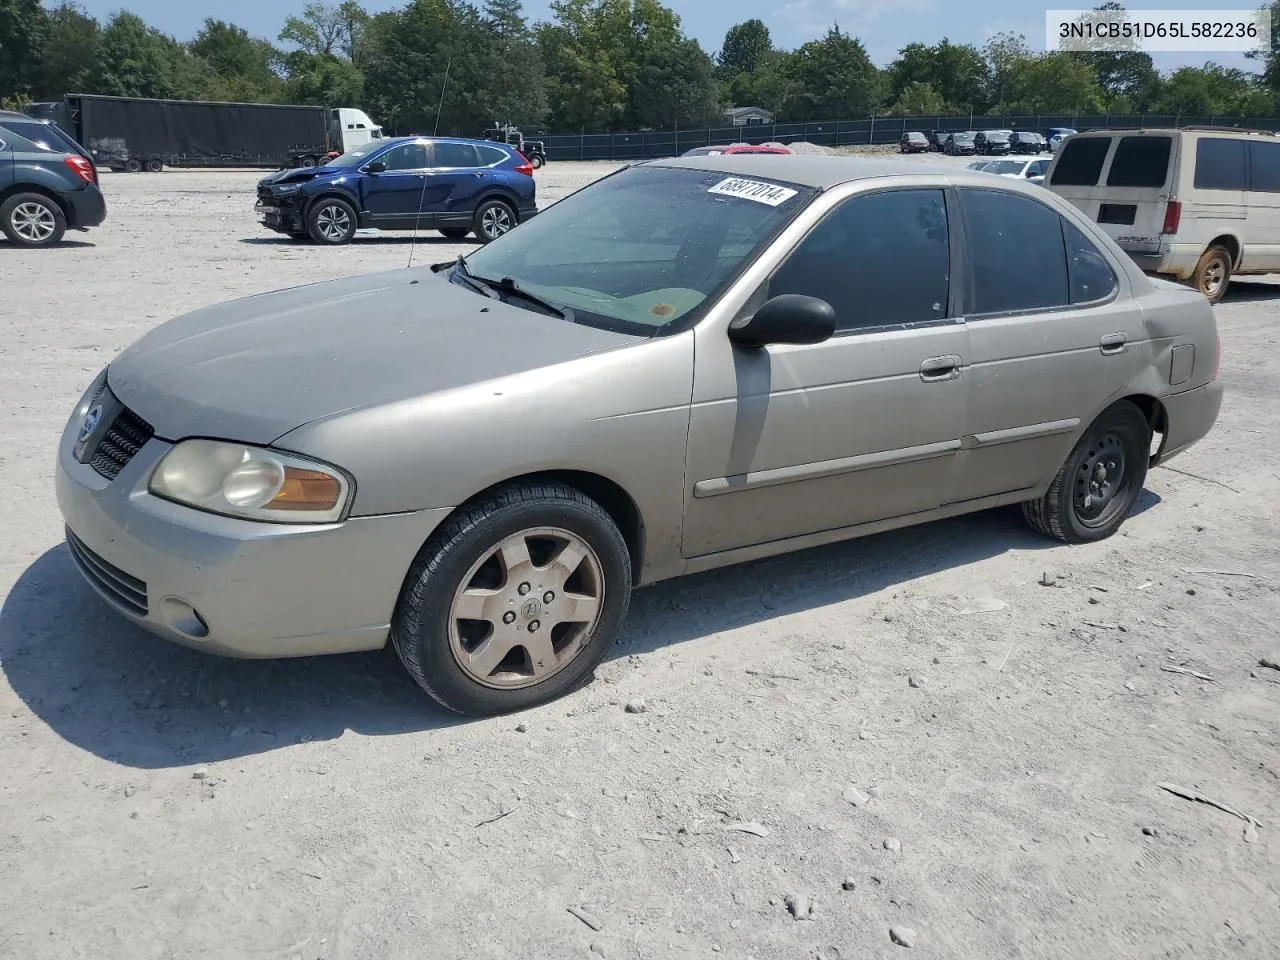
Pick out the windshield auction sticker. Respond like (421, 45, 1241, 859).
(708, 177, 798, 206)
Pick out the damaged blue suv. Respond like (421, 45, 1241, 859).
(255, 136, 538, 245)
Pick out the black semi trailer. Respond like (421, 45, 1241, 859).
(24, 95, 349, 172)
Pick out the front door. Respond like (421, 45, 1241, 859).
(683, 186, 971, 558)
(360, 140, 428, 227)
(947, 186, 1148, 504)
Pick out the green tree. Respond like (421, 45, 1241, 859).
(783, 26, 880, 121)
(887, 39, 989, 111)
(1005, 53, 1105, 113)
(190, 18, 283, 101)
(94, 11, 192, 99)
(1245, 0, 1279, 94)
(717, 19, 771, 76)
(1064, 4, 1159, 110)
(32, 2, 101, 100)
(632, 37, 720, 128)
(280, 1, 368, 62)
(889, 81, 947, 116)
(983, 31, 1032, 109)
(475, 0, 547, 128)
(0, 0, 44, 98)
(1154, 64, 1276, 115)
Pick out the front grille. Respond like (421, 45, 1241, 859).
(89, 405, 154, 480)
(66, 528, 149, 616)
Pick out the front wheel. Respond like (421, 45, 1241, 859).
(124, 157, 142, 173)
(307, 197, 357, 245)
(1022, 401, 1151, 544)
(1, 193, 67, 247)
(1190, 245, 1231, 304)
(390, 483, 633, 716)
(531, 154, 544, 169)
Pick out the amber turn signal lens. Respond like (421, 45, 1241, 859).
(267, 467, 343, 511)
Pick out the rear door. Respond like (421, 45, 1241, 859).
(1246, 139, 1280, 270)
(949, 186, 1147, 504)
(1050, 134, 1173, 254)
(1187, 136, 1248, 262)
(423, 141, 485, 225)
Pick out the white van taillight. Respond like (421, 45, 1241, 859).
(1161, 200, 1182, 235)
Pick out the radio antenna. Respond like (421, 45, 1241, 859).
(406, 151, 432, 270)
(433, 59, 452, 136)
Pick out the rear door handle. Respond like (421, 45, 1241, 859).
(1100, 333, 1127, 356)
(919, 355, 961, 382)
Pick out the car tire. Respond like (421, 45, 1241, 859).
(531, 155, 544, 169)
(145, 158, 163, 173)
(390, 482, 633, 717)
(306, 196, 357, 245)
(124, 158, 142, 173)
(438, 227, 471, 240)
(474, 198, 517, 243)
(1, 192, 67, 248)
(1022, 401, 1151, 545)
(1190, 244, 1232, 304)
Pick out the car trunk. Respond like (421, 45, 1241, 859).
(1049, 134, 1175, 255)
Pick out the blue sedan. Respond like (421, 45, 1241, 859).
(254, 136, 538, 245)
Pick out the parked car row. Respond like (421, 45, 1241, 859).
(912, 128, 1054, 155)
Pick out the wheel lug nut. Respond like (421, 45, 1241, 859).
(527, 620, 540, 632)
(503, 611, 516, 624)
(518, 583, 531, 596)
(543, 591, 555, 603)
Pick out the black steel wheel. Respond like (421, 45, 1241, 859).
(1023, 401, 1150, 544)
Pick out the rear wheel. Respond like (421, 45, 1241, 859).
(474, 199, 516, 243)
(531, 154, 544, 169)
(390, 483, 632, 716)
(145, 158, 163, 173)
(307, 197, 357, 245)
(1022, 401, 1150, 544)
(439, 227, 471, 240)
(1190, 245, 1232, 304)
(1, 193, 66, 247)
(124, 158, 143, 173)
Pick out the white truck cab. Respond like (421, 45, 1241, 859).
(330, 108, 384, 152)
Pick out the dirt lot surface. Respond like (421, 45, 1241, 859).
(2, 159, 1279, 960)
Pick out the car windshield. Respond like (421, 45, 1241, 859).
(985, 160, 1026, 174)
(324, 143, 385, 167)
(458, 164, 816, 335)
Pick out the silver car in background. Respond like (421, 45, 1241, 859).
(56, 155, 1223, 716)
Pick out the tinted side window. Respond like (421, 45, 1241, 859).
(767, 189, 950, 331)
(1194, 138, 1246, 191)
(1050, 138, 1110, 186)
(1249, 140, 1280, 193)
(378, 142, 426, 170)
(1063, 219, 1118, 304)
(476, 144, 508, 165)
(0, 120, 59, 152)
(433, 142, 480, 168)
(958, 188, 1069, 315)
(1106, 136, 1171, 187)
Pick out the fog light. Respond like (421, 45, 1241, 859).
(161, 597, 210, 640)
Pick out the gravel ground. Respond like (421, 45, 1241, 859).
(2, 159, 1279, 960)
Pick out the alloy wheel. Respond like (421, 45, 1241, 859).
(11, 202, 56, 244)
(316, 204, 351, 242)
(481, 205, 512, 239)
(448, 526, 605, 689)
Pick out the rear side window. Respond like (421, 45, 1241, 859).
(1248, 140, 1280, 193)
(1194, 138, 1246, 191)
(433, 142, 480, 168)
(0, 120, 61, 152)
(1106, 136, 1171, 188)
(476, 144, 508, 165)
(767, 188, 950, 331)
(1051, 138, 1110, 186)
(958, 188, 1069, 315)
(1063, 220, 1118, 304)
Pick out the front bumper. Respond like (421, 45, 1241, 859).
(255, 198, 303, 233)
(1155, 378, 1224, 464)
(55, 386, 452, 659)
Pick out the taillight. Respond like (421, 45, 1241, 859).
(1161, 200, 1181, 235)
(513, 152, 533, 177)
(64, 155, 97, 185)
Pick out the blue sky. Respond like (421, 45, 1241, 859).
(63, 0, 1253, 72)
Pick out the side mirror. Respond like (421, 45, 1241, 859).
(728, 294, 837, 348)
(364, 160, 386, 174)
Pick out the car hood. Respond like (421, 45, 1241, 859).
(257, 166, 343, 189)
(107, 268, 643, 446)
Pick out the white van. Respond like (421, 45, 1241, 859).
(1045, 127, 1280, 303)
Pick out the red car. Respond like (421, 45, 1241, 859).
(682, 143, 792, 156)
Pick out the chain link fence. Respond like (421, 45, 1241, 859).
(545, 114, 1280, 161)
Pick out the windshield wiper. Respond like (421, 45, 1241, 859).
(449, 256, 499, 299)
(477, 275, 575, 322)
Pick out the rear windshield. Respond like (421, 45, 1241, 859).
(1194, 137, 1247, 191)
(1106, 136, 1172, 188)
(0, 118, 75, 153)
(1050, 138, 1111, 186)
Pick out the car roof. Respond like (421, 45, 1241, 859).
(651, 154, 989, 189)
(0, 109, 40, 120)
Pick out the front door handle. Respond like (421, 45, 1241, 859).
(1100, 333, 1127, 356)
(920, 355, 961, 382)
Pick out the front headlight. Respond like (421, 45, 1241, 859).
(272, 183, 302, 197)
(149, 439, 352, 524)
